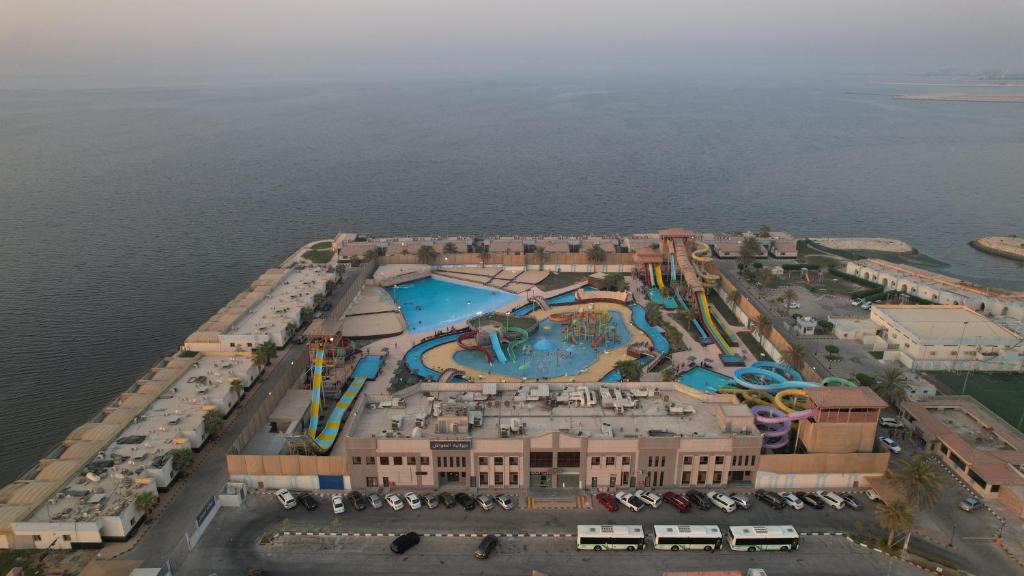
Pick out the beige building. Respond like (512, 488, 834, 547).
(870, 305, 1023, 372)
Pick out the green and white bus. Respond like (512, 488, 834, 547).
(652, 525, 722, 551)
(727, 525, 800, 552)
(576, 525, 646, 551)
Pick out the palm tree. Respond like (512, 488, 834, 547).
(203, 410, 225, 438)
(614, 360, 642, 382)
(362, 248, 378, 262)
(752, 315, 774, 346)
(727, 289, 742, 310)
(252, 340, 277, 367)
(534, 246, 549, 270)
(739, 236, 761, 268)
(417, 245, 439, 266)
(478, 251, 492, 267)
(875, 498, 914, 548)
(782, 344, 808, 373)
(443, 242, 458, 254)
(888, 455, 942, 511)
(756, 268, 774, 287)
(870, 364, 910, 410)
(172, 447, 196, 475)
(135, 491, 159, 519)
(783, 288, 798, 307)
(758, 224, 771, 238)
(660, 367, 676, 381)
(229, 378, 244, 398)
(585, 245, 607, 269)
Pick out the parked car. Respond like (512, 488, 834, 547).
(476, 495, 496, 511)
(879, 416, 904, 429)
(331, 495, 346, 514)
(438, 492, 456, 508)
(634, 490, 663, 509)
(879, 436, 902, 454)
(795, 491, 824, 509)
(865, 488, 881, 502)
(779, 492, 805, 510)
(861, 302, 873, 310)
(851, 298, 863, 306)
(754, 489, 785, 510)
(816, 491, 847, 510)
(787, 302, 801, 309)
(686, 490, 713, 511)
(596, 492, 620, 512)
(424, 494, 440, 509)
(839, 493, 863, 511)
(959, 497, 983, 512)
(275, 489, 297, 510)
(404, 492, 423, 510)
(385, 493, 405, 511)
(349, 491, 369, 511)
(615, 491, 645, 512)
(365, 493, 381, 510)
(662, 491, 691, 512)
(390, 532, 421, 554)
(474, 534, 499, 559)
(708, 491, 737, 513)
(455, 493, 476, 510)
(729, 493, 752, 510)
(298, 493, 318, 511)
(495, 494, 515, 511)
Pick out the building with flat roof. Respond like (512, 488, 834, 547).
(847, 259, 1024, 320)
(870, 305, 1023, 372)
(904, 396, 1024, 516)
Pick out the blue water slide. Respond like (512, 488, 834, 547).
(675, 288, 711, 341)
(489, 330, 508, 364)
(732, 361, 819, 393)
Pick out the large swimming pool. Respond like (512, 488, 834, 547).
(453, 311, 634, 379)
(389, 277, 519, 334)
(677, 366, 735, 393)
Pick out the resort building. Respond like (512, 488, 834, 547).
(904, 396, 1024, 517)
(847, 259, 1024, 320)
(870, 305, 1024, 372)
(183, 265, 333, 352)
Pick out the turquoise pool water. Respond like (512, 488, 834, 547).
(453, 311, 634, 379)
(677, 366, 734, 393)
(630, 303, 670, 354)
(352, 355, 384, 380)
(647, 288, 678, 309)
(390, 277, 519, 333)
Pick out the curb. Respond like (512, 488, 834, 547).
(845, 536, 941, 575)
(271, 530, 573, 539)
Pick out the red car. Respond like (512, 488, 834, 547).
(662, 491, 691, 512)
(596, 492, 619, 512)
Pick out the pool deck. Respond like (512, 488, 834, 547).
(421, 302, 650, 382)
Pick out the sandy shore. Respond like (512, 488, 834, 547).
(810, 237, 913, 254)
(970, 236, 1024, 262)
(896, 93, 1024, 103)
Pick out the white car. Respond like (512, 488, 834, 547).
(475, 495, 495, 511)
(850, 298, 863, 306)
(275, 489, 297, 510)
(879, 416, 903, 429)
(331, 495, 346, 514)
(634, 489, 662, 509)
(495, 494, 515, 511)
(861, 302, 872, 310)
(787, 302, 801, 309)
(816, 491, 847, 510)
(879, 436, 902, 454)
(615, 491, 645, 512)
(779, 492, 805, 510)
(708, 491, 737, 513)
(385, 493, 405, 511)
(404, 492, 422, 510)
(865, 488, 881, 502)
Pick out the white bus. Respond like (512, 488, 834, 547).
(652, 525, 723, 551)
(576, 525, 646, 551)
(727, 525, 800, 552)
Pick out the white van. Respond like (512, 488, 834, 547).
(634, 489, 663, 509)
(816, 491, 846, 510)
(275, 488, 297, 510)
(707, 491, 737, 513)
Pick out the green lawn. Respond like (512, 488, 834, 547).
(706, 289, 741, 326)
(536, 272, 590, 291)
(927, 372, 1024, 431)
(736, 331, 770, 361)
(310, 241, 333, 250)
(302, 249, 334, 264)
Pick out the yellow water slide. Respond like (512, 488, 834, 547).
(654, 264, 665, 289)
(690, 241, 720, 286)
(773, 388, 809, 414)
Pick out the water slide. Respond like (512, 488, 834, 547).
(696, 291, 734, 356)
(750, 405, 813, 451)
(690, 242, 720, 285)
(457, 330, 495, 363)
(669, 254, 677, 283)
(675, 288, 712, 343)
(731, 361, 818, 392)
(822, 376, 857, 387)
(654, 264, 665, 289)
(502, 326, 529, 361)
(308, 344, 367, 452)
(489, 330, 509, 364)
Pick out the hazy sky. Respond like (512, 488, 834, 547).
(2, 0, 1022, 82)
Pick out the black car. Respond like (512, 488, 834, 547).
(685, 490, 712, 511)
(455, 492, 477, 510)
(795, 491, 824, 509)
(390, 532, 421, 554)
(474, 534, 498, 559)
(349, 491, 368, 511)
(840, 493, 863, 511)
(755, 489, 785, 510)
(298, 493, 318, 511)
(438, 492, 457, 508)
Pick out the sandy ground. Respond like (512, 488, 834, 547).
(810, 237, 913, 253)
(971, 236, 1024, 260)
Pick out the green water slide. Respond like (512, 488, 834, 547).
(502, 326, 530, 362)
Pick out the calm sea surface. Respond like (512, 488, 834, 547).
(1, 76, 1022, 483)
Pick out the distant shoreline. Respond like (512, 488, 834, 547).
(896, 93, 1024, 103)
